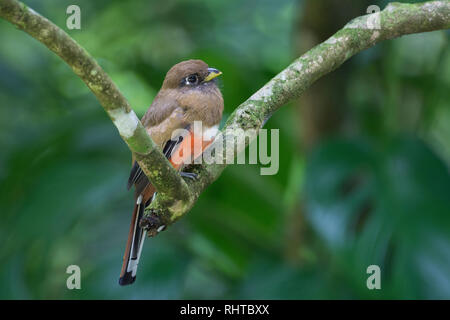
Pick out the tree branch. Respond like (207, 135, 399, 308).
(147, 0, 450, 231)
(0, 0, 192, 207)
(1, 0, 448, 233)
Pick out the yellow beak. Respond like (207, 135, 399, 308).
(204, 68, 222, 82)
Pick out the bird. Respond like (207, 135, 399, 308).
(119, 59, 224, 286)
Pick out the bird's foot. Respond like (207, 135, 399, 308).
(180, 171, 198, 180)
(139, 211, 165, 237)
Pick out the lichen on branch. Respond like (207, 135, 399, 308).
(0, 0, 191, 206)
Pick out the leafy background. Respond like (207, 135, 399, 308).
(0, 0, 449, 299)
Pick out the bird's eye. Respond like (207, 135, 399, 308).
(186, 74, 198, 84)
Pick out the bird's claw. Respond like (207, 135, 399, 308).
(180, 171, 198, 180)
(139, 211, 165, 237)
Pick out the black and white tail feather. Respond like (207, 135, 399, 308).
(119, 131, 187, 286)
(118, 194, 150, 285)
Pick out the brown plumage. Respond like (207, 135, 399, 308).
(119, 59, 224, 286)
(142, 60, 223, 146)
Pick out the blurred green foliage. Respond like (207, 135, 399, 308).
(0, 0, 449, 299)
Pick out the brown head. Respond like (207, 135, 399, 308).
(161, 59, 222, 89)
(144, 59, 224, 130)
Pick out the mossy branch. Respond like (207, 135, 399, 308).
(1, 0, 448, 234)
(146, 0, 450, 232)
(0, 0, 191, 206)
